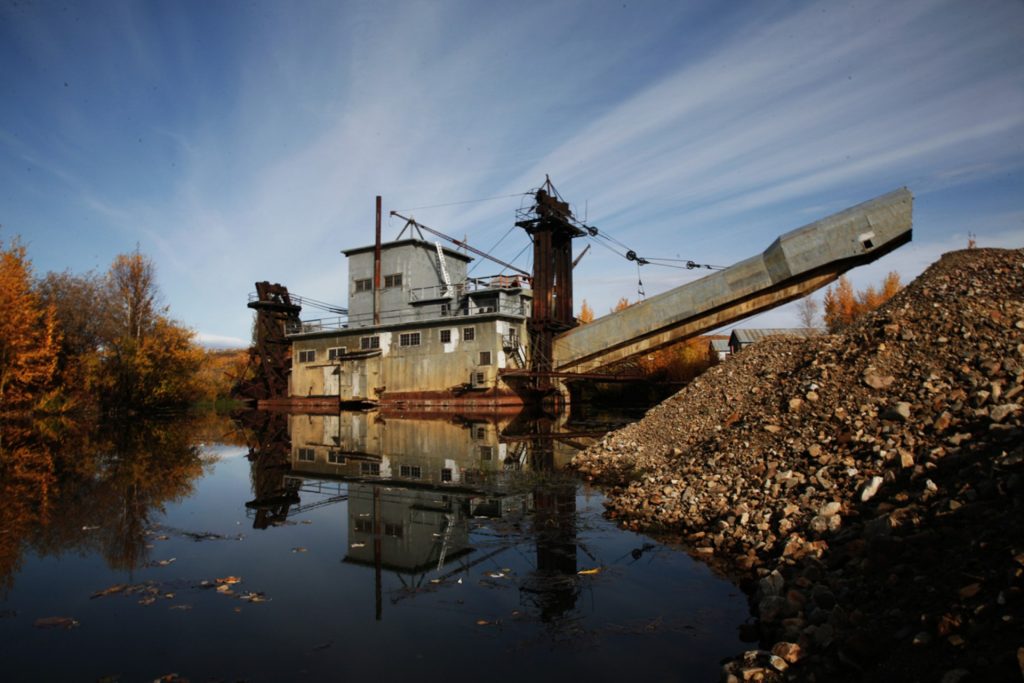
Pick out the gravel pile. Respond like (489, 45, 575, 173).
(573, 248, 1024, 681)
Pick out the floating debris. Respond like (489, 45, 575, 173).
(215, 576, 242, 585)
(91, 584, 129, 599)
(577, 567, 602, 576)
(33, 616, 79, 629)
(291, 546, 307, 553)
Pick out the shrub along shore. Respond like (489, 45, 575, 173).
(573, 249, 1023, 681)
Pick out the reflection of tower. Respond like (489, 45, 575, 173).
(237, 410, 299, 529)
(520, 413, 580, 621)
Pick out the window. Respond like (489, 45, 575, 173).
(479, 445, 493, 461)
(441, 468, 453, 482)
(384, 523, 403, 538)
(440, 329, 451, 343)
(298, 448, 315, 462)
(360, 462, 380, 476)
(399, 465, 421, 479)
(475, 372, 485, 385)
(297, 349, 316, 363)
(479, 351, 492, 366)
(327, 451, 346, 464)
(354, 519, 373, 533)
(384, 273, 402, 288)
(399, 332, 421, 347)
(360, 336, 380, 350)
(354, 278, 373, 293)
(440, 302, 451, 316)
(475, 426, 487, 440)
(462, 327, 475, 341)
(328, 347, 346, 360)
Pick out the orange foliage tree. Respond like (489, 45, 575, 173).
(0, 238, 59, 411)
(823, 272, 902, 331)
(578, 300, 595, 324)
(612, 297, 632, 313)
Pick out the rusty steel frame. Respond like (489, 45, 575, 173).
(233, 282, 302, 401)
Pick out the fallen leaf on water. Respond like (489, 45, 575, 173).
(476, 619, 490, 626)
(91, 584, 128, 599)
(215, 576, 241, 585)
(577, 567, 602, 575)
(34, 616, 79, 629)
(163, 593, 175, 599)
(300, 519, 313, 525)
(150, 558, 176, 567)
(239, 592, 269, 603)
(430, 579, 442, 584)
(138, 597, 156, 605)
(291, 547, 307, 553)
(155, 535, 170, 541)
(233, 607, 242, 613)
(215, 585, 234, 594)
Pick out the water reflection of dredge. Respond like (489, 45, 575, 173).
(239, 409, 596, 620)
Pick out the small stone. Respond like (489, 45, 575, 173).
(882, 402, 912, 421)
(899, 449, 915, 468)
(807, 444, 822, 458)
(958, 583, 981, 599)
(990, 403, 1020, 423)
(864, 368, 896, 390)
(818, 501, 841, 517)
(764, 424, 782, 434)
(861, 476, 884, 502)
(788, 398, 804, 412)
(806, 390, 819, 402)
(768, 655, 788, 672)
(912, 631, 932, 645)
(771, 641, 801, 664)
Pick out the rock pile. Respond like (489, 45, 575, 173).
(573, 248, 1024, 681)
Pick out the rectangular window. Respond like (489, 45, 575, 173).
(384, 523, 403, 538)
(479, 445, 493, 461)
(399, 465, 421, 479)
(297, 349, 316, 363)
(475, 426, 487, 440)
(440, 302, 451, 316)
(399, 332, 421, 347)
(354, 519, 373, 534)
(440, 329, 451, 344)
(441, 468, 453, 482)
(475, 372, 485, 385)
(462, 327, 475, 341)
(354, 278, 373, 292)
(360, 336, 380, 350)
(297, 448, 315, 462)
(328, 347, 346, 360)
(384, 273, 402, 288)
(479, 351, 492, 366)
(360, 462, 380, 476)
(327, 451, 346, 464)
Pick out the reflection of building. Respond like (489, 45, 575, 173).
(287, 412, 525, 487)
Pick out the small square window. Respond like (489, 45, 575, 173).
(440, 329, 452, 343)
(399, 332, 421, 347)
(354, 519, 373, 533)
(399, 465, 421, 479)
(479, 445, 493, 461)
(441, 468, 453, 482)
(328, 347, 346, 360)
(462, 327, 475, 341)
(360, 462, 381, 476)
(327, 451, 346, 464)
(384, 522, 403, 538)
(297, 448, 315, 462)
(475, 372, 485, 385)
(384, 273, 402, 288)
(297, 349, 316, 363)
(475, 426, 486, 440)
(479, 351, 492, 366)
(440, 302, 451, 316)
(360, 336, 380, 350)
(354, 278, 373, 293)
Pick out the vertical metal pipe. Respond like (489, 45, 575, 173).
(374, 196, 382, 325)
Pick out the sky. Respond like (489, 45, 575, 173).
(2, 0, 1022, 348)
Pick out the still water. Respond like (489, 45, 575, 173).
(0, 410, 750, 682)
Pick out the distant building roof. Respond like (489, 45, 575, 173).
(729, 328, 823, 346)
(342, 238, 473, 262)
(710, 339, 731, 352)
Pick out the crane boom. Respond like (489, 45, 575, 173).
(389, 211, 531, 277)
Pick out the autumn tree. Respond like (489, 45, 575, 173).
(612, 297, 632, 313)
(35, 270, 106, 395)
(94, 250, 203, 411)
(823, 272, 902, 332)
(795, 295, 820, 329)
(0, 237, 59, 411)
(578, 300, 595, 324)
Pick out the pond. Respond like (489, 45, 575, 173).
(0, 409, 751, 682)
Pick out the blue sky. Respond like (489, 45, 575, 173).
(3, 0, 1022, 347)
